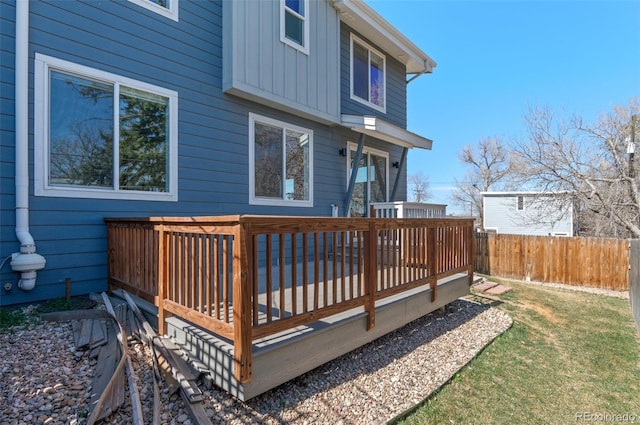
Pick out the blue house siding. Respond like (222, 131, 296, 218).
(0, 1, 18, 303)
(1, 0, 413, 306)
(339, 22, 407, 129)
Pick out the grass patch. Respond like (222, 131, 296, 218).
(394, 279, 640, 424)
(35, 296, 96, 314)
(0, 296, 96, 332)
(0, 306, 32, 332)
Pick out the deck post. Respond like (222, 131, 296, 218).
(156, 224, 167, 335)
(364, 220, 377, 330)
(233, 218, 253, 383)
(427, 226, 438, 302)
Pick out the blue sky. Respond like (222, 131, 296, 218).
(367, 0, 640, 210)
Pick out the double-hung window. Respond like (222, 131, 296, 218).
(34, 54, 178, 201)
(350, 34, 386, 112)
(281, 0, 309, 54)
(249, 113, 313, 207)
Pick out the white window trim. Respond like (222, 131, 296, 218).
(280, 0, 310, 55)
(346, 142, 389, 211)
(34, 53, 179, 202)
(249, 113, 314, 207)
(350, 34, 386, 113)
(516, 195, 525, 211)
(126, 0, 179, 21)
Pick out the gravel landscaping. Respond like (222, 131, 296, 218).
(0, 298, 512, 425)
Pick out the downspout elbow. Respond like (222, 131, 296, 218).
(15, 219, 35, 253)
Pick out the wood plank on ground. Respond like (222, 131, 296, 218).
(90, 319, 107, 349)
(100, 293, 144, 425)
(40, 309, 112, 322)
(77, 319, 92, 350)
(88, 319, 125, 423)
(119, 290, 212, 425)
(152, 339, 203, 403)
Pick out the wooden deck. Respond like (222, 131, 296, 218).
(167, 272, 469, 400)
(105, 215, 475, 399)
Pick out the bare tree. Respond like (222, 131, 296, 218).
(408, 172, 432, 202)
(453, 136, 514, 224)
(511, 98, 639, 238)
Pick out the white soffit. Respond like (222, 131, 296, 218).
(341, 115, 433, 150)
(332, 0, 437, 75)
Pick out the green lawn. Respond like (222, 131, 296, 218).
(395, 279, 640, 425)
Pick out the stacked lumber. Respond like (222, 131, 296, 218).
(41, 292, 213, 424)
(119, 291, 213, 425)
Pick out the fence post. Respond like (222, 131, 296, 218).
(363, 220, 377, 330)
(630, 239, 640, 335)
(467, 221, 475, 286)
(233, 218, 253, 383)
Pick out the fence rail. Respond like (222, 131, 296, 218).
(475, 232, 630, 291)
(106, 215, 474, 384)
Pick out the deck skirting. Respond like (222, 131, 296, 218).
(167, 273, 470, 401)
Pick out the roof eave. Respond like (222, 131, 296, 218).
(332, 0, 437, 75)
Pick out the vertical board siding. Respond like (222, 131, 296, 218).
(475, 233, 630, 290)
(223, 0, 340, 123)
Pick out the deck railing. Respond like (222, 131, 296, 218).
(105, 215, 474, 384)
(371, 201, 447, 218)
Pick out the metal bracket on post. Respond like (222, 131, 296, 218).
(390, 148, 408, 202)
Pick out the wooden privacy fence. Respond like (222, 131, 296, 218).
(475, 232, 630, 290)
(106, 215, 475, 384)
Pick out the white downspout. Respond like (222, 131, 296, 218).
(11, 0, 46, 291)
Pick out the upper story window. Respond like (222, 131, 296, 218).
(34, 54, 178, 201)
(281, 0, 309, 54)
(249, 113, 313, 207)
(517, 196, 525, 211)
(126, 0, 178, 21)
(350, 34, 386, 113)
